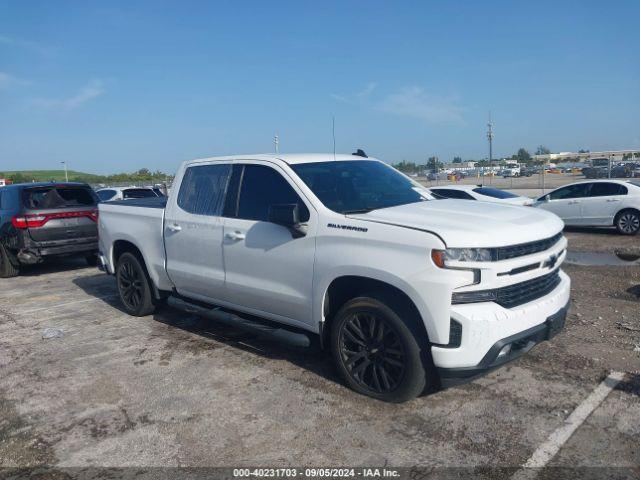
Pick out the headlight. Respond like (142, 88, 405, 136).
(431, 248, 494, 267)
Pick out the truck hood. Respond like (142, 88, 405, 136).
(347, 200, 564, 248)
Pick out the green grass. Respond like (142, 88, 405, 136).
(0, 170, 102, 182)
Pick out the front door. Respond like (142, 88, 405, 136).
(221, 163, 317, 327)
(540, 183, 590, 225)
(164, 162, 231, 302)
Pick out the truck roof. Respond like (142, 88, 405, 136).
(184, 153, 378, 166)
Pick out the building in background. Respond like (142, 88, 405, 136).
(533, 150, 640, 164)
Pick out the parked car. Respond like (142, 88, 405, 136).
(0, 182, 99, 277)
(95, 186, 162, 202)
(98, 153, 570, 402)
(533, 180, 640, 235)
(428, 185, 534, 206)
(426, 172, 447, 181)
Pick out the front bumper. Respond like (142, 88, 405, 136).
(431, 269, 570, 374)
(437, 301, 568, 387)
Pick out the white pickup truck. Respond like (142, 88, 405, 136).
(98, 153, 570, 402)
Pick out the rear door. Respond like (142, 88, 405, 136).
(580, 182, 628, 225)
(21, 186, 99, 243)
(164, 162, 231, 302)
(221, 162, 317, 326)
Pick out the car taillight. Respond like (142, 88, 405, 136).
(11, 209, 99, 229)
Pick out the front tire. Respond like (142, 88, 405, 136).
(615, 210, 640, 235)
(330, 296, 428, 403)
(0, 244, 19, 278)
(116, 252, 156, 316)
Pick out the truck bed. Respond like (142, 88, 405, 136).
(98, 198, 172, 291)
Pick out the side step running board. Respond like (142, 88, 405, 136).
(167, 297, 311, 348)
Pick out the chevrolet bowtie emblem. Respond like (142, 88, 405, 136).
(543, 254, 558, 269)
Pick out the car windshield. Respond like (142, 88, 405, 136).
(472, 187, 519, 199)
(628, 181, 640, 188)
(291, 160, 429, 214)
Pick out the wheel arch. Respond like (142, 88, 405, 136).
(614, 207, 640, 230)
(111, 239, 167, 300)
(320, 275, 430, 349)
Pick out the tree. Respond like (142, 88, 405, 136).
(452, 156, 462, 163)
(535, 145, 551, 155)
(516, 148, 531, 164)
(427, 156, 442, 173)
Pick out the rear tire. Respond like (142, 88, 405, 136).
(615, 210, 640, 235)
(330, 295, 428, 403)
(0, 244, 19, 278)
(116, 252, 156, 316)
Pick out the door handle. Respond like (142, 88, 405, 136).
(167, 223, 182, 232)
(225, 231, 246, 241)
(568, 200, 580, 204)
(607, 199, 620, 202)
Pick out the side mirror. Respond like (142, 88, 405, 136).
(268, 204, 307, 238)
(544, 195, 551, 202)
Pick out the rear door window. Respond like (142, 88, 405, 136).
(23, 186, 97, 209)
(122, 188, 158, 199)
(588, 182, 627, 197)
(177, 164, 231, 216)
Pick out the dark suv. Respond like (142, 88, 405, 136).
(0, 182, 99, 277)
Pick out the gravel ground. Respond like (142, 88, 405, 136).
(0, 228, 638, 478)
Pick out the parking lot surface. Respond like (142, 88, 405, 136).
(0, 230, 638, 477)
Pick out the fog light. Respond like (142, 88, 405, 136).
(498, 344, 512, 358)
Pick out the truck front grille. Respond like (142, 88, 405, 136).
(496, 233, 563, 261)
(452, 269, 561, 308)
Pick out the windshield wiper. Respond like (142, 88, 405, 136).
(343, 207, 377, 214)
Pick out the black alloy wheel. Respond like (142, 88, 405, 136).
(116, 252, 156, 316)
(339, 311, 406, 393)
(331, 296, 428, 402)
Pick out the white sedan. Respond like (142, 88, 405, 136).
(428, 185, 533, 206)
(533, 179, 640, 235)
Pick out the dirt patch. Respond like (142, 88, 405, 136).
(0, 389, 57, 467)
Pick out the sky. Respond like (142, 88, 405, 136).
(1, 0, 639, 174)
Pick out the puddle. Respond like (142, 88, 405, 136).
(565, 251, 640, 266)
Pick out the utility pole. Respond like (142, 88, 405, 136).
(61, 161, 68, 182)
(486, 114, 494, 186)
(274, 134, 279, 154)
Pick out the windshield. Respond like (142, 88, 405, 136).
(291, 160, 428, 214)
(472, 187, 519, 199)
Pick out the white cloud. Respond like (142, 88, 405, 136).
(0, 34, 56, 56)
(0, 71, 31, 90)
(332, 83, 465, 125)
(377, 86, 465, 125)
(331, 82, 378, 103)
(30, 80, 106, 111)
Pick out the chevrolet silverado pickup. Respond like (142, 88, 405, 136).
(98, 153, 570, 402)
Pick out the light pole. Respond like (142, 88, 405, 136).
(61, 161, 68, 182)
(486, 116, 494, 186)
(274, 134, 279, 154)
